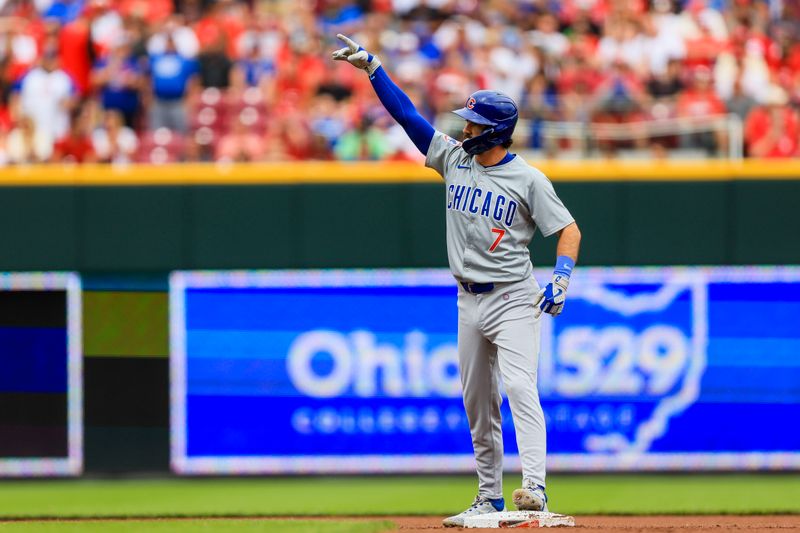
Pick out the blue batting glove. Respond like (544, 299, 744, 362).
(534, 256, 574, 318)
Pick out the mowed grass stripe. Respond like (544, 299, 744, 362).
(0, 519, 394, 533)
(0, 475, 797, 518)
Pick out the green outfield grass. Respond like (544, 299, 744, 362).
(0, 520, 393, 533)
(0, 474, 798, 520)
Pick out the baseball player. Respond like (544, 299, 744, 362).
(332, 34, 581, 527)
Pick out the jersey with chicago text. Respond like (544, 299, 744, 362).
(425, 131, 574, 283)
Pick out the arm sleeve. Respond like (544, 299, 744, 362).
(529, 169, 575, 237)
(369, 66, 435, 155)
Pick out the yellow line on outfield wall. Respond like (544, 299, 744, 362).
(0, 160, 799, 185)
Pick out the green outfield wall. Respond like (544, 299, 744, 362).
(1, 162, 800, 271)
(2, 161, 799, 474)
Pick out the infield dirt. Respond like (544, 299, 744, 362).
(2, 515, 799, 531)
(390, 515, 800, 532)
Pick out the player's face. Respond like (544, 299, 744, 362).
(462, 121, 486, 141)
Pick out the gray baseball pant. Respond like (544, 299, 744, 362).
(457, 276, 546, 499)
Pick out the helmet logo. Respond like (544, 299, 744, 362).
(466, 97, 476, 109)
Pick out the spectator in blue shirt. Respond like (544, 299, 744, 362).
(91, 36, 144, 128)
(236, 41, 274, 88)
(148, 34, 198, 132)
(43, 0, 85, 25)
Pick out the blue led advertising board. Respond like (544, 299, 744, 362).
(0, 273, 82, 477)
(170, 268, 800, 474)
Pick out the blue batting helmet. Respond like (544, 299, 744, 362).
(452, 90, 518, 155)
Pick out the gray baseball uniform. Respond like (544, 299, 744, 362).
(426, 131, 574, 499)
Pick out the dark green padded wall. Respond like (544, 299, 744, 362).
(732, 182, 800, 264)
(81, 187, 187, 271)
(1, 180, 798, 271)
(623, 182, 731, 265)
(188, 186, 298, 268)
(0, 187, 78, 270)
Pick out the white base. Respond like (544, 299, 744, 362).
(463, 511, 575, 528)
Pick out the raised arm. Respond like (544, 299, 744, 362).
(331, 33, 435, 155)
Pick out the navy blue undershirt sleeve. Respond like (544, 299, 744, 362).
(369, 66, 435, 155)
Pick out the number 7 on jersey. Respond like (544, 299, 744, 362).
(489, 228, 505, 252)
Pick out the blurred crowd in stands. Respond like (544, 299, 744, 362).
(0, 0, 798, 165)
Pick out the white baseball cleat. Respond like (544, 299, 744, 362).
(512, 480, 549, 512)
(442, 495, 505, 528)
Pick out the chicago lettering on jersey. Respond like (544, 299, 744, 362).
(446, 184, 518, 226)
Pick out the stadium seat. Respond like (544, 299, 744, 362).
(137, 128, 186, 163)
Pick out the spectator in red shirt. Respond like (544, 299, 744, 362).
(58, 5, 95, 96)
(593, 59, 647, 120)
(268, 106, 314, 160)
(591, 60, 649, 155)
(676, 66, 725, 118)
(271, 36, 326, 108)
(684, 18, 728, 70)
(565, 13, 600, 59)
(215, 112, 265, 162)
(53, 105, 96, 163)
(786, 42, 800, 76)
(0, 16, 40, 83)
(744, 86, 799, 158)
(194, 0, 244, 59)
(676, 65, 727, 154)
(117, 0, 173, 25)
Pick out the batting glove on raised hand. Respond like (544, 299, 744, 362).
(331, 33, 382, 76)
(534, 256, 574, 318)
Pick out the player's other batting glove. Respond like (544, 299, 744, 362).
(331, 33, 382, 76)
(534, 256, 574, 318)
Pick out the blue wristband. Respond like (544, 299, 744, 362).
(554, 255, 575, 278)
(357, 46, 374, 62)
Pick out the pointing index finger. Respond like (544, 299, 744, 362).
(336, 33, 358, 51)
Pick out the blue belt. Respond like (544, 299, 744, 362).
(461, 282, 495, 294)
